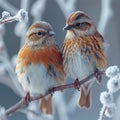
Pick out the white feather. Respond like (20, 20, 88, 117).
(64, 49, 95, 95)
(17, 63, 55, 95)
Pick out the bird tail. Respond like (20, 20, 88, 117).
(78, 87, 92, 108)
(40, 95, 53, 114)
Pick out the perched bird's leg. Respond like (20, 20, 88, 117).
(22, 92, 31, 105)
(74, 78, 80, 91)
(94, 68, 102, 83)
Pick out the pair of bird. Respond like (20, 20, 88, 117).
(16, 11, 106, 114)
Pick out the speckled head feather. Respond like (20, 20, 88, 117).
(67, 11, 91, 25)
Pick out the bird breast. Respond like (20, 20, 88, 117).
(62, 39, 94, 80)
(16, 45, 64, 95)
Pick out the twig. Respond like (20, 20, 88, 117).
(101, 107, 107, 120)
(99, 106, 107, 120)
(5, 71, 104, 117)
(0, 17, 17, 24)
(0, 9, 28, 25)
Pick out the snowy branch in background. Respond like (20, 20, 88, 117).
(0, 9, 28, 97)
(15, 0, 30, 47)
(98, 66, 120, 120)
(20, 0, 29, 11)
(0, 9, 28, 24)
(56, 0, 76, 18)
(31, 0, 47, 21)
(98, 0, 113, 35)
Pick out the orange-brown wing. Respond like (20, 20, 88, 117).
(16, 45, 65, 84)
(79, 32, 106, 70)
(42, 45, 65, 84)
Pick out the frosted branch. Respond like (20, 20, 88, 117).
(98, 66, 120, 120)
(0, 9, 28, 24)
(0, 17, 25, 97)
(98, 106, 107, 120)
(20, 0, 30, 11)
(2, 71, 104, 118)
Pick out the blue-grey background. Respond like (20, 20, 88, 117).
(0, 0, 120, 120)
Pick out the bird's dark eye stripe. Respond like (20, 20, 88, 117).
(74, 22, 91, 28)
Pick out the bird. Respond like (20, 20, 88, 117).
(62, 11, 106, 108)
(16, 21, 65, 114)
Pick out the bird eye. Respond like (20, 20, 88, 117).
(76, 23, 81, 27)
(37, 31, 42, 35)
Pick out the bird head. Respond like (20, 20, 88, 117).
(63, 11, 96, 38)
(26, 21, 55, 48)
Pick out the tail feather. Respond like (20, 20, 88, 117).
(40, 95, 53, 114)
(78, 87, 91, 108)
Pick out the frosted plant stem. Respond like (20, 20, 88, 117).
(98, 106, 107, 120)
(19, 0, 30, 46)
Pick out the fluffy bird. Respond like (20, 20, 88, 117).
(62, 11, 106, 108)
(16, 21, 65, 114)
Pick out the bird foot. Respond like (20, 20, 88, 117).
(94, 69, 102, 83)
(74, 78, 80, 91)
(22, 92, 31, 105)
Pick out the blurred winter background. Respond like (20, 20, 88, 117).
(0, 0, 120, 120)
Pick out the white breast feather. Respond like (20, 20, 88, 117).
(17, 63, 55, 95)
(65, 51, 94, 80)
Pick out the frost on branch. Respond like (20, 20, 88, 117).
(105, 103, 116, 118)
(105, 65, 119, 78)
(15, 9, 28, 22)
(98, 66, 120, 120)
(0, 106, 7, 120)
(2, 11, 10, 20)
(100, 91, 113, 106)
(107, 74, 120, 93)
(0, 9, 28, 24)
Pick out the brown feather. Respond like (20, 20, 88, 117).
(78, 87, 91, 108)
(16, 45, 65, 83)
(40, 95, 53, 114)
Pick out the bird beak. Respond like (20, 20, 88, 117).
(48, 31, 55, 36)
(63, 25, 71, 30)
